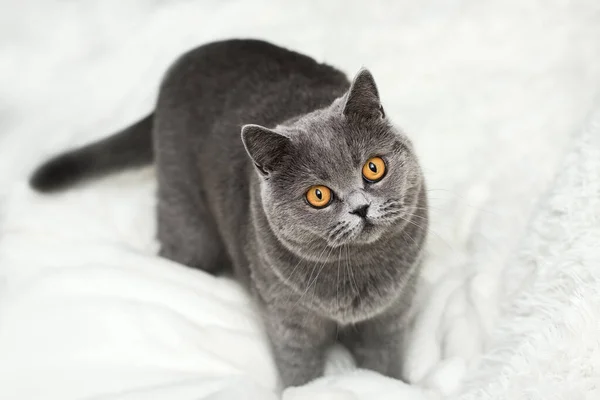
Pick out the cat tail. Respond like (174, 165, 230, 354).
(30, 113, 154, 193)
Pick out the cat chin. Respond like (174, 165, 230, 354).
(326, 221, 385, 247)
(355, 223, 385, 244)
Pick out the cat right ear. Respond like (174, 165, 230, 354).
(343, 68, 383, 118)
(241, 124, 291, 177)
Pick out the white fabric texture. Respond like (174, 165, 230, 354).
(454, 101, 600, 400)
(1, 1, 599, 399)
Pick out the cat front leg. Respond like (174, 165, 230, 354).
(341, 312, 406, 380)
(263, 306, 336, 388)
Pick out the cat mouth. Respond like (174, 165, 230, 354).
(362, 220, 375, 232)
(326, 219, 383, 247)
(357, 220, 383, 243)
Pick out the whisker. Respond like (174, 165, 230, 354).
(308, 260, 328, 306)
(280, 244, 312, 305)
(347, 244, 359, 301)
(405, 213, 428, 222)
(377, 206, 454, 253)
(284, 241, 328, 305)
(285, 241, 323, 285)
(398, 213, 455, 252)
(382, 204, 444, 214)
(426, 189, 500, 216)
(343, 248, 348, 319)
(398, 221, 420, 247)
(336, 245, 341, 315)
(294, 243, 336, 308)
(283, 244, 313, 285)
(329, 222, 349, 238)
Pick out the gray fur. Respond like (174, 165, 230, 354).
(30, 39, 428, 388)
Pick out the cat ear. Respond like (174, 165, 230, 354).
(343, 68, 384, 118)
(241, 124, 291, 176)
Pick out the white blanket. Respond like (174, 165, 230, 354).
(1, 1, 599, 399)
(455, 100, 600, 400)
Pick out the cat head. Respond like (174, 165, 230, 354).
(241, 69, 425, 252)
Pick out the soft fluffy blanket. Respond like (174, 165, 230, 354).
(454, 101, 600, 400)
(1, 1, 599, 399)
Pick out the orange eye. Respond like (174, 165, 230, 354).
(305, 185, 333, 208)
(362, 156, 386, 182)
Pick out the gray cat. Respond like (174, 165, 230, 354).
(30, 39, 428, 388)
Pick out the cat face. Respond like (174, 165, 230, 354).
(242, 69, 424, 251)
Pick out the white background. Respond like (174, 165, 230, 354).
(1, 1, 599, 399)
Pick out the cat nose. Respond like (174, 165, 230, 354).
(350, 204, 370, 218)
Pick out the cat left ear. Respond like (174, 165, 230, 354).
(343, 68, 384, 119)
(241, 124, 290, 177)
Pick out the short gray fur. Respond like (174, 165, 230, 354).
(30, 39, 428, 388)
